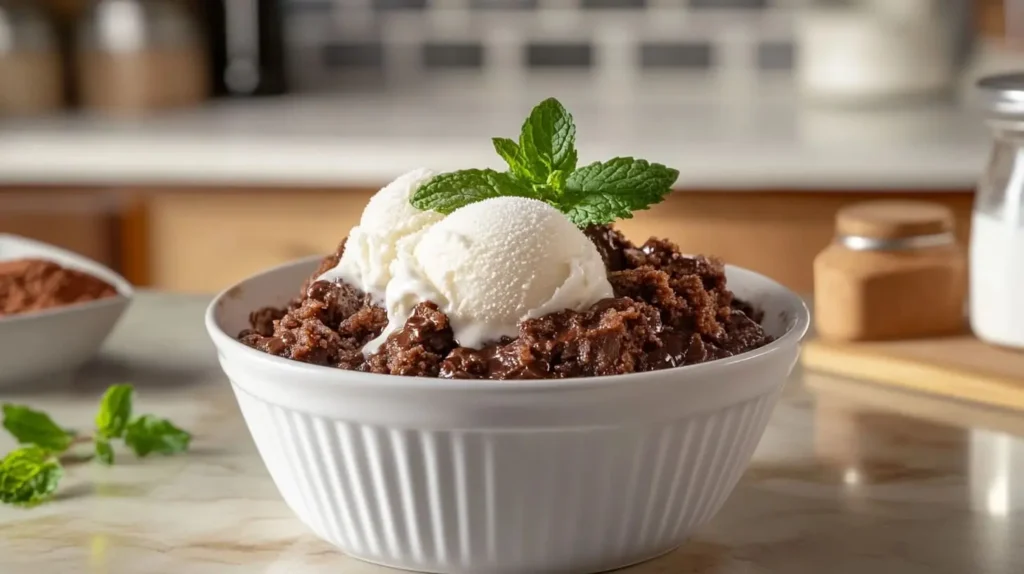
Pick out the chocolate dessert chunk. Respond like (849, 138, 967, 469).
(240, 276, 387, 367)
(301, 238, 347, 296)
(521, 298, 665, 377)
(441, 338, 535, 380)
(0, 258, 118, 317)
(626, 239, 733, 321)
(585, 225, 631, 272)
(247, 307, 287, 337)
(731, 298, 764, 324)
(239, 228, 772, 379)
(365, 302, 456, 377)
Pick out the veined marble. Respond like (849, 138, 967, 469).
(1, 294, 1023, 574)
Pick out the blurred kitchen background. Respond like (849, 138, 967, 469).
(0, 0, 1020, 294)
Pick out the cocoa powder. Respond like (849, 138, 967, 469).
(0, 259, 118, 317)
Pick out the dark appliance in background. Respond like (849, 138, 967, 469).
(204, 0, 287, 97)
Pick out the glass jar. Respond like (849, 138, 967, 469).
(971, 73, 1024, 349)
(0, 0, 64, 116)
(76, 0, 209, 115)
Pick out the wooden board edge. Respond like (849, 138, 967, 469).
(804, 372, 1024, 436)
(801, 341, 1024, 412)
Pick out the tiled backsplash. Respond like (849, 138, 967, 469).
(285, 0, 797, 92)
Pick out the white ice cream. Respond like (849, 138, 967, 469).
(318, 168, 444, 301)
(367, 196, 614, 351)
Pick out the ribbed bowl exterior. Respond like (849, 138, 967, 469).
(207, 256, 809, 574)
(231, 383, 780, 574)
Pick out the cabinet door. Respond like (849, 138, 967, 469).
(0, 189, 119, 268)
(147, 189, 374, 293)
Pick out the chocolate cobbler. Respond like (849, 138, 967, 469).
(0, 258, 118, 318)
(238, 226, 771, 379)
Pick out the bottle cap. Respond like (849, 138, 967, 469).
(977, 73, 1024, 117)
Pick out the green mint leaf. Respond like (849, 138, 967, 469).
(0, 447, 63, 507)
(411, 169, 537, 215)
(492, 138, 523, 172)
(546, 170, 568, 193)
(518, 97, 578, 179)
(492, 137, 520, 166)
(95, 384, 134, 439)
(2, 404, 75, 453)
(410, 97, 680, 225)
(562, 158, 679, 226)
(95, 438, 114, 466)
(124, 416, 191, 458)
(531, 184, 557, 202)
(493, 137, 538, 182)
(518, 123, 553, 181)
(561, 193, 636, 227)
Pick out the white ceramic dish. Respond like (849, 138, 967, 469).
(0, 234, 133, 387)
(206, 256, 809, 574)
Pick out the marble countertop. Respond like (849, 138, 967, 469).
(2, 293, 1024, 574)
(0, 84, 991, 190)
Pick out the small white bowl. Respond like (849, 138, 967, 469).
(206, 256, 809, 574)
(0, 234, 133, 387)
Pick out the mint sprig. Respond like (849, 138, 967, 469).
(0, 384, 192, 505)
(411, 97, 679, 227)
(125, 415, 191, 457)
(0, 447, 63, 507)
(517, 97, 578, 177)
(410, 169, 540, 214)
(2, 405, 75, 454)
(95, 384, 133, 440)
(564, 158, 681, 227)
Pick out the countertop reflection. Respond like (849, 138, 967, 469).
(0, 294, 1022, 574)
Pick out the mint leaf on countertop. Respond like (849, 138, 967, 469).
(1, 384, 194, 507)
(95, 384, 134, 439)
(563, 158, 680, 226)
(94, 438, 114, 466)
(0, 447, 63, 507)
(411, 169, 539, 215)
(411, 97, 678, 227)
(124, 415, 191, 458)
(2, 404, 75, 454)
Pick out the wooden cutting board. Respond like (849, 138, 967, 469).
(801, 333, 1024, 412)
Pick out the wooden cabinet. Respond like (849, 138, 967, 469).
(140, 188, 975, 294)
(145, 189, 374, 293)
(0, 189, 119, 268)
(0, 187, 977, 294)
(618, 191, 974, 294)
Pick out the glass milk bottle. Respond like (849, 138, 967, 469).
(971, 74, 1024, 349)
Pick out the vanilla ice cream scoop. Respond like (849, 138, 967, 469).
(368, 196, 614, 351)
(318, 168, 444, 301)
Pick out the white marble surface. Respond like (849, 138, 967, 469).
(2, 293, 1024, 573)
(0, 83, 990, 190)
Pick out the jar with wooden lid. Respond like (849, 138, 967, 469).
(814, 200, 967, 342)
(76, 0, 208, 115)
(0, 0, 64, 116)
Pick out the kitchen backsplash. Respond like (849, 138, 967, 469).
(283, 0, 799, 92)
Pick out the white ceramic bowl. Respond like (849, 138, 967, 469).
(0, 234, 133, 387)
(206, 256, 809, 574)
